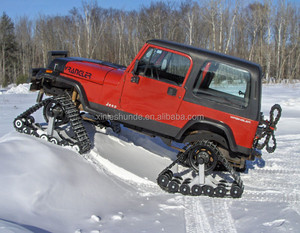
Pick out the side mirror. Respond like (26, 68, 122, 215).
(132, 59, 139, 75)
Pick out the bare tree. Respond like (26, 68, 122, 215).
(2, 0, 299, 85)
(0, 12, 18, 86)
(224, 2, 238, 54)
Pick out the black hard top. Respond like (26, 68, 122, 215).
(147, 39, 262, 74)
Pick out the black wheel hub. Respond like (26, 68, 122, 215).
(187, 143, 218, 174)
(43, 100, 68, 126)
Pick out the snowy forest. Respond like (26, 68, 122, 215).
(0, 0, 299, 87)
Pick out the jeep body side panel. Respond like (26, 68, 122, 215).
(41, 40, 261, 155)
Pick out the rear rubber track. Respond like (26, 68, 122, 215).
(157, 140, 244, 198)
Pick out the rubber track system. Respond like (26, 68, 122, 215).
(157, 140, 244, 198)
(13, 94, 91, 154)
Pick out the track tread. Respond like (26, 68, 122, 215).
(13, 94, 91, 154)
(157, 140, 244, 198)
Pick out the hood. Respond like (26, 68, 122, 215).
(49, 57, 125, 85)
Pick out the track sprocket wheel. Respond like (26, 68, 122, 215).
(187, 140, 219, 174)
(43, 99, 69, 126)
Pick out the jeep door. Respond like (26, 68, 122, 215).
(120, 46, 192, 126)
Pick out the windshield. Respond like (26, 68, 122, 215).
(137, 47, 191, 86)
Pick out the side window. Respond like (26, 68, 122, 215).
(193, 61, 251, 107)
(137, 47, 191, 86)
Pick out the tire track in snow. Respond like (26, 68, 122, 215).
(247, 168, 300, 175)
(266, 159, 300, 170)
(242, 190, 300, 203)
(242, 152, 300, 203)
(241, 133, 300, 204)
(184, 197, 213, 233)
(211, 199, 237, 233)
(184, 197, 237, 233)
(243, 166, 300, 190)
(243, 176, 300, 190)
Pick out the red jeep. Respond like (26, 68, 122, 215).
(15, 40, 281, 198)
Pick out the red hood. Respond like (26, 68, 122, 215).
(63, 61, 115, 84)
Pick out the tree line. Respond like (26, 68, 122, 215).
(0, 0, 299, 86)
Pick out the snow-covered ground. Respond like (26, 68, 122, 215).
(0, 83, 299, 232)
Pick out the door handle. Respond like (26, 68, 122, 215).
(167, 87, 177, 96)
(131, 76, 140, 84)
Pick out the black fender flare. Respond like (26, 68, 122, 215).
(56, 76, 88, 105)
(175, 117, 239, 152)
(44, 75, 101, 115)
(182, 130, 229, 149)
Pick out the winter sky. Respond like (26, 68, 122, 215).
(1, 0, 182, 20)
(2, 0, 299, 21)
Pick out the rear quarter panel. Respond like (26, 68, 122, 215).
(177, 101, 259, 149)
